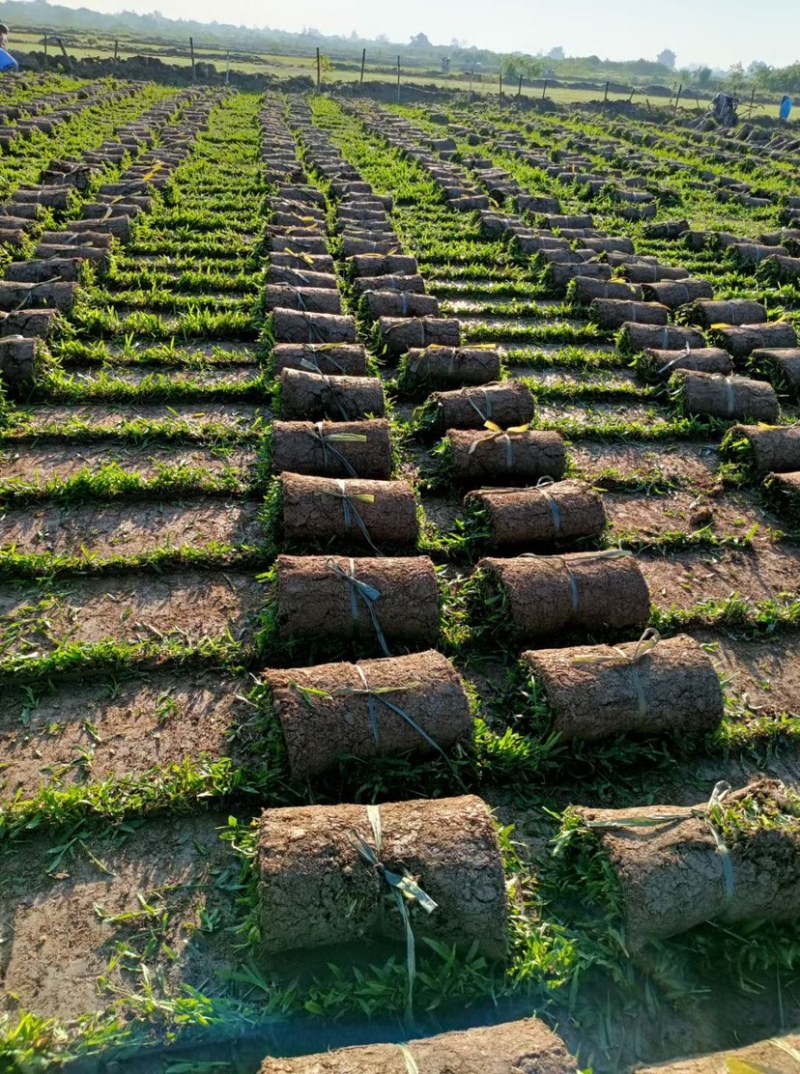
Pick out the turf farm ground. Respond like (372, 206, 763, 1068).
(1, 73, 800, 1074)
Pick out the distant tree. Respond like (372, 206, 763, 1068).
(657, 48, 676, 69)
(376, 33, 389, 43)
(547, 45, 564, 60)
(696, 65, 713, 87)
(409, 32, 431, 48)
(501, 52, 544, 80)
(747, 59, 768, 76)
(728, 61, 745, 92)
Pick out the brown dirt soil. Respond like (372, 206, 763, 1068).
(635, 1032, 800, 1073)
(692, 631, 800, 719)
(603, 490, 777, 545)
(569, 442, 720, 491)
(0, 571, 264, 656)
(0, 813, 239, 1019)
(638, 546, 800, 610)
(0, 668, 252, 799)
(0, 499, 263, 559)
(0, 444, 257, 485)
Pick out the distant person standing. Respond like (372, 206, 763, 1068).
(0, 24, 19, 72)
(780, 94, 793, 122)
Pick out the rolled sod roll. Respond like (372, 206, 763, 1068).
(5, 257, 85, 283)
(377, 317, 461, 356)
(264, 285, 342, 315)
(0, 337, 38, 396)
(0, 308, 58, 340)
(711, 321, 798, 360)
(764, 471, 800, 523)
(640, 278, 714, 308)
(749, 347, 800, 397)
(685, 298, 767, 328)
(570, 277, 643, 304)
(257, 1019, 578, 1074)
(618, 323, 706, 353)
(271, 252, 335, 274)
(590, 298, 669, 330)
(759, 254, 800, 282)
(257, 794, 507, 956)
(275, 553, 439, 649)
(731, 241, 788, 266)
(577, 779, 800, 946)
(279, 368, 385, 422)
(348, 253, 418, 278)
(359, 290, 439, 319)
(642, 218, 690, 240)
(687, 298, 768, 326)
(271, 308, 356, 345)
(541, 213, 594, 229)
(423, 381, 534, 433)
(399, 346, 501, 392)
(547, 262, 612, 292)
(723, 423, 800, 474)
(280, 472, 418, 548)
(635, 1034, 800, 1074)
(465, 480, 605, 548)
(351, 273, 425, 296)
(264, 648, 465, 777)
(477, 551, 650, 638)
(265, 266, 338, 290)
(522, 634, 723, 741)
(670, 370, 779, 422)
(271, 343, 367, 377)
(623, 264, 690, 283)
(634, 347, 733, 382)
(270, 420, 393, 479)
(448, 429, 566, 485)
(0, 280, 76, 313)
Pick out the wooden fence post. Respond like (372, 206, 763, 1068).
(396, 55, 401, 104)
(189, 36, 196, 81)
(360, 47, 366, 84)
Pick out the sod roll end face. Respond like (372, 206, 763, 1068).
(257, 795, 508, 957)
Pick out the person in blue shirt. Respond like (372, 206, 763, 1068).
(0, 24, 19, 72)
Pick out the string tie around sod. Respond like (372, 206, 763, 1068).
(348, 802, 438, 1021)
(723, 376, 738, 417)
(397, 1043, 419, 1074)
(323, 478, 382, 556)
(328, 556, 391, 656)
(468, 419, 532, 469)
(310, 422, 367, 478)
(337, 665, 451, 755)
(534, 475, 561, 536)
(585, 780, 735, 905)
(571, 626, 661, 720)
(519, 548, 632, 615)
(298, 357, 350, 421)
(657, 341, 692, 378)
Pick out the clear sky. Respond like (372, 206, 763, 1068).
(42, 0, 800, 69)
